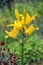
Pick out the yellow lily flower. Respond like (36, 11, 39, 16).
(7, 23, 14, 27)
(21, 16, 25, 25)
(25, 24, 35, 35)
(31, 15, 36, 21)
(5, 9, 39, 39)
(36, 27, 39, 31)
(25, 13, 31, 24)
(15, 9, 22, 20)
(25, 13, 36, 24)
(5, 36, 8, 39)
(5, 28, 19, 39)
(8, 20, 23, 30)
(14, 21, 22, 30)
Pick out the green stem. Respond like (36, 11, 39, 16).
(21, 43, 24, 65)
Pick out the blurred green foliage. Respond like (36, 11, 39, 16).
(7, 34, 43, 64)
(0, 1, 43, 64)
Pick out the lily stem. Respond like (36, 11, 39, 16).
(21, 43, 24, 65)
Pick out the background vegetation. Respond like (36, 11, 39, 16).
(0, 0, 43, 65)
